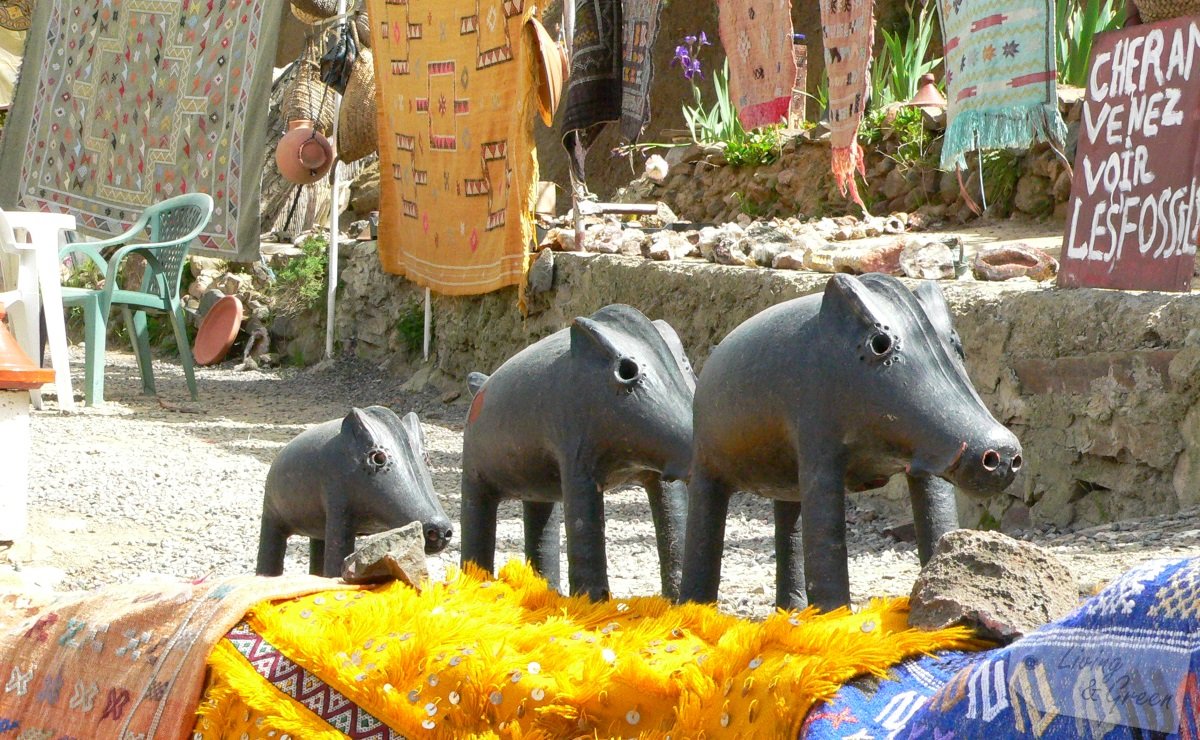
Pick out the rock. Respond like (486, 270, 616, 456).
(972, 243, 1058, 282)
(198, 288, 227, 319)
(189, 256, 226, 278)
(340, 522, 429, 586)
(908, 529, 1077, 643)
(542, 227, 575, 251)
(585, 222, 624, 254)
(698, 223, 745, 263)
(805, 239, 904, 275)
(441, 390, 461, 403)
(644, 154, 669, 183)
(883, 521, 917, 543)
(349, 161, 381, 216)
(527, 248, 554, 294)
(620, 228, 647, 257)
(772, 250, 808, 270)
(645, 231, 690, 261)
(900, 237, 957, 280)
(1014, 175, 1054, 216)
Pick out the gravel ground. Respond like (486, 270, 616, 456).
(4, 349, 1200, 619)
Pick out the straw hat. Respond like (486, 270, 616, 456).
(527, 17, 567, 126)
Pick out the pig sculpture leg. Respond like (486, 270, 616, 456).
(322, 511, 358, 577)
(562, 470, 610, 601)
(523, 501, 562, 590)
(460, 478, 501, 575)
(309, 540, 325, 576)
(644, 475, 687, 600)
(908, 474, 959, 565)
(256, 512, 289, 576)
(680, 471, 733, 603)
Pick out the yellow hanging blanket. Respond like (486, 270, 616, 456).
(366, 0, 541, 298)
(192, 562, 985, 739)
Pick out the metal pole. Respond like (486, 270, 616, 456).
(325, 0, 349, 360)
(423, 287, 431, 361)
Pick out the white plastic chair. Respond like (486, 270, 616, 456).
(0, 208, 75, 410)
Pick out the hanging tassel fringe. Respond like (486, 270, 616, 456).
(941, 103, 1068, 172)
(831, 141, 869, 214)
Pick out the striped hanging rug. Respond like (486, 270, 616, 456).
(819, 0, 875, 209)
(936, 0, 1067, 171)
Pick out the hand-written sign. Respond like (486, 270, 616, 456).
(1058, 16, 1200, 292)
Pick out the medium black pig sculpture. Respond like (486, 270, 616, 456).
(256, 407, 453, 577)
(461, 304, 695, 601)
(680, 273, 1023, 611)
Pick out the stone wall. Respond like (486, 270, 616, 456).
(303, 244, 1200, 534)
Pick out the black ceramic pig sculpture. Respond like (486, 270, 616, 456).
(680, 273, 1023, 611)
(461, 304, 695, 601)
(256, 406, 453, 577)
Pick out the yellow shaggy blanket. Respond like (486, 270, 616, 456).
(192, 562, 984, 739)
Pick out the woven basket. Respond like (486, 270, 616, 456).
(338, 48, 378, 163)
(275, 1, 310, 67)
(354, 11, 372, 49)
(289, 0, 337, 21)
(282, 58, 337, 133)
(1134, 0, 1200, 21)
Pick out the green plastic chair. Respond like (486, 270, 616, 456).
(59, 193, 214, 405)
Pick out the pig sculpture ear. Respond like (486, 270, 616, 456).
(400, 411, 426, 452)
(821, 274, 885, 328)
(466, 372, 489, 397)
(571, 316, 643, 386)
(652, 319, 696, 382)
(342, 408, 383, 448)
(912, 280, 965, 359)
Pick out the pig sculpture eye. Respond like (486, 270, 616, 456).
(365, 447, 393, 474)
(862, 328, 901, 366)
(614, 356, 642, 386)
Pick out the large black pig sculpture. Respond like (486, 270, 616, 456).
(460, 304, 695, 601)
(680, 273, 1023, 611)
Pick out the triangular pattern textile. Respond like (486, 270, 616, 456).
(717, 0, 798, 130)
(0, 0, 281, 260)
(366, 0, 541, 299)
(190, 560, 986, 739)
(819, 0, 875, 209)
(935, 0, 1067, 171)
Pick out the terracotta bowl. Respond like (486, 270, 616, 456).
(193, 295, 244, 366)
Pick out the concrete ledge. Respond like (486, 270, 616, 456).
(327, 243, 1200, 531)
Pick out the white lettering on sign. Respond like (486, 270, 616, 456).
(1067, 19, 1200, 279)
(1066, 176, 1200, 265)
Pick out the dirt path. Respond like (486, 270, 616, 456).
(4, 349, 1199, 619)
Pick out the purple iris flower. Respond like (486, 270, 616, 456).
(698, 31, 710, 45)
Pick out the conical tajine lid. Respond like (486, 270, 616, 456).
(908, 73, 947, 110)
(0, 307, 54, 390)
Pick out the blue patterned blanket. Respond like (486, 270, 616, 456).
(803, 557, 1200, 738)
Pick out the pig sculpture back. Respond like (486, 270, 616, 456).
(461, 304, 695, 601)
(680, 274, 1022, 611)
(257, 406, 453, 577)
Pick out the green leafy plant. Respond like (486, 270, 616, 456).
(980, 149, 1021, 212)
(870, 1, 942, 108)
(724, 125, 783, 167)
(273, 233, 328, 314)
(888, 105, 936, 169)
(396, 302, 425, 354)
(1056, 0, 1122, 87)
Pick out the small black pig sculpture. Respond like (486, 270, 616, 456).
(680, 274, 1023, 611)
(461, 304, 695, 601)
(256, 406, 453, 577)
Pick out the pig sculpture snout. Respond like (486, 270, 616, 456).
(424, 520, 454, 554)
(950, 425, 1023, 496)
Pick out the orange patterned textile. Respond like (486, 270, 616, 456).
(367, 0, 541, 298)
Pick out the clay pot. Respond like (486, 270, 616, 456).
(972, 244, 1058, 282)
(0, 307, 54, 390)
(276, 120, 335, 185)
